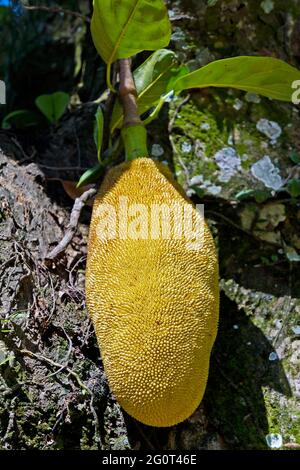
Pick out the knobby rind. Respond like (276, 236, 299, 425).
(86, 158, 219, 427)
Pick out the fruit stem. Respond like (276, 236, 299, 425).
(118, 58, 149, 160)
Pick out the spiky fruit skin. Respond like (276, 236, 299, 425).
(86, 158, 219, 427)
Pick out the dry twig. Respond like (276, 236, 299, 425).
(45, 187, 97, 260)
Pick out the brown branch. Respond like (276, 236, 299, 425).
(22, 4, 90, 22)
(118, 58, 141, 128)
(45, 188, 97, 260)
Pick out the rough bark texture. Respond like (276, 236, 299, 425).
(0, 149, 120, 450)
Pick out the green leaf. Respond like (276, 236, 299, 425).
(110, 49, 187, 132)
(35, 92, 69, 123)
(235, 188, 271, 202)
(192, 187, 205, 198)
(91, 0, 171, 65)
(253, 190, 271, 203)
(142, 91, 174, 126)
(173, 56, 300, 102)
(77, 164, 105, 188)
(289, 151, 300, 164)
(2, 109, 41, 129)
(93, 106, 104, 162)
(287, 178, 300, 198)
(235, 189, 256, 201)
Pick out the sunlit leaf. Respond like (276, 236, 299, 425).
(91, 0, 171, 65)
(142, 91, 174, 125)
(76, 164, 104, 188)
(235, 189, 256, 201)
(174, 56, 300, 102)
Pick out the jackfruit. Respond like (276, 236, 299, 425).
(86, 157, 219, 427)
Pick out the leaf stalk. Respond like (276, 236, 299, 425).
(118, 58, 149, 160)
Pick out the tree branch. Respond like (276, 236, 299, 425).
(45, 188, 97, 261)
(118, 58, 142, 128)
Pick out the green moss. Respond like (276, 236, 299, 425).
(264, 391, 300, 444)
(216, 279, 300, 449)
(170, 86, 300, 201)
(170, 98, 226, 188)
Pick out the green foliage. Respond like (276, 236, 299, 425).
(1, 109, 41, 129)
(2, 91, 70, 129)
(93, 106, 104, 162)
(235, 189, 257, 201)
(35, 92, 69, 124)
(110, 49, 187, 132)
(192, 187, 205, 198)
(142, 91, 174, 126)
(76, 163, 105, 188)
(252, 190, 272, 203)
(91, 0, 171, 86)
(173, 56, 300, 102)
(235, 189, 271, 203)
(289, 151, 300, 164)
(287, 178, 300, 198)
(260, 254, 279, 266)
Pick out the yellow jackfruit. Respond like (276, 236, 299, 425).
(86, 157, 219, 427)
